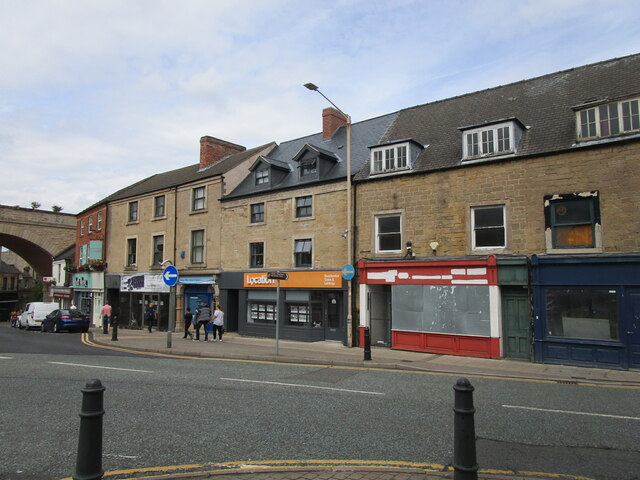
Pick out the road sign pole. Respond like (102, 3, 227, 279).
(275, 279, 281, 355)
(167, 285, 175, 348)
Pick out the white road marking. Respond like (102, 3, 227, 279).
(48, 362, 153, 373)
(0, 356, 14, 359)
(104, 453, 140, 459)
(221, 377, 384, 395)
(503, 404, 640, 421)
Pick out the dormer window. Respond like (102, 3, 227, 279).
(300, 159, 317, 177)
(256, 168, 269, 185)
(463, 122, 516, 160)
(370, 142, 410, 174)
(576, 97, 640, 140)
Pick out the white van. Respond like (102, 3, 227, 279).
(19, 302, 60, 330)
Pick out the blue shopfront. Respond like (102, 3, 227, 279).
(180, 275, 215, 318)
(532, 254, 640, 370)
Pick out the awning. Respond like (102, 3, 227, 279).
(179, 276, 216, 285)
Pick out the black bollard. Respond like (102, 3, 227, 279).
(73, 379, 105, 480)
(363, 326, 372, 361)
(111, 316, 118, 342)
(453, 378, 478, 480)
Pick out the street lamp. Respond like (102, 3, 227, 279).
(304, 83, 353, 347)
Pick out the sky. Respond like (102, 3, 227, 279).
(1, 0, 639, 214)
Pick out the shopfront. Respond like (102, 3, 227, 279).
(532, 254, 640, 370)
(358, 256, 501, 358)
(72, 272, 104, 326)
(180, 275, 216, 328)
(118, 273, 170, 330)
(218, 270, 345, 343)
(52, 286, 74, 310)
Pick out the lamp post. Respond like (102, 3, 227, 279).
(304, 83, 353, 347)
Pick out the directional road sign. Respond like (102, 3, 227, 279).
(162, 265, 179, 287)
(267, 271, 289, 281)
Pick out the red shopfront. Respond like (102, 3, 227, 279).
(358, 256, 501, 358)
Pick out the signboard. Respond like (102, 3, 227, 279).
(341, 264, 355, 281)
(267, 271, 289, 281)
(120, 274, 170, 292)
(162, 265, 179, 287)
(244, 271, 342, 289)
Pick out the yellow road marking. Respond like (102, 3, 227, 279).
(80, 334, 640, 390)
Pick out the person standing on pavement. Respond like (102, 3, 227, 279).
(183, 307, 194, 339)
(145, 302, 157, 333)
(212, 304, 224, 341)
(194, 300, 212, 341)
(101, 301, 112, 334)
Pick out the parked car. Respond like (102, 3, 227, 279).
(18, 302, 60, 329)
(41, 309, 90, 333)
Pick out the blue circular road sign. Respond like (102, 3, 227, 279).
(341, 264, 355, 281)
(162, 265, 179, 286)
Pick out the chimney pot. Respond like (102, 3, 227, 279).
(199, 136, 246, 169)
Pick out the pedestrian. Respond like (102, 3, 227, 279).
(10, 310, 18, 327)
(183, 307, 194, 339)
(145, 302, 157, 333)
(212, 304, 224, 341)
(101, 301, 112, 334)
(194, 300, 211, 341)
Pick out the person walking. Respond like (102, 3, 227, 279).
(183, 307, 194, 339)
(101, 301, 112, 334)
(145, 302, 157, 333)
(194, 300, 212, 341)
(212, 304, 224, 341)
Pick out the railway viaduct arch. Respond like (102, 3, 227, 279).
(0, 205, 76, 277)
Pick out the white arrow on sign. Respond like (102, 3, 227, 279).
(164, 271, 178, 281)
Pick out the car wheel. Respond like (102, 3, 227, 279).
(53, 322, 59, 333)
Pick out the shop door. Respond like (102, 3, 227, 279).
(502, 291, 531, 360)
(324, 292, 342, 341)
(142, 294, 160, 329)
(369, 287, 391, 346)
(627, 290, 640, 369)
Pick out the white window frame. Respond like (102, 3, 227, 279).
(370, 142, 410, 174)
(190, 228, 206, 264)
(471, 205, 506, 250)
(192, 187, 206, 211)
(87, 216, 93, 233)
(463, 122, 514, 160)
(97, 212, 102, 231)
(576, 97, 640, 140)
(80, 219, 85, 236)
(256, 168, 269, 185)
(374, 213, 402, 254)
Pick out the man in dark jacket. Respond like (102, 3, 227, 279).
(194, 300, 212, 341)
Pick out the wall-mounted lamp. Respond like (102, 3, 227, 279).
(160, 259, 173, 266)
(429, 241, 439, 255)
(405, 241, 414, 258)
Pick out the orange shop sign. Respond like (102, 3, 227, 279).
(244, 271, 343, 289)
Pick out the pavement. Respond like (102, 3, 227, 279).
(82, 327, 640, 480)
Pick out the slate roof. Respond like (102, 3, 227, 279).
(355, 53, 640, 181)
(0, 261, 21, 275)
(78, 142, 276, 214)
(223, 112, 398, 200)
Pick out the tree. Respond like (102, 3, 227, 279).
(30, 202, 41, 210)
(52, 205, 63, 213)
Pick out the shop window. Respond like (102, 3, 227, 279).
(287, 303, 311, 325)
(248, 302, 276, 324)
(250, 242, 264, 268)
(128, 201, 138, 222)
(294, 238, 312, 267)
(545, 288, 618, 341)
(471, 205, 505, 249)
(375, 214, 402, 253)
(545, 192, 600, 251)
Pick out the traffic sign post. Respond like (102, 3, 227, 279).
(162, 266, 179, 348)
(267, 272, 288, 355)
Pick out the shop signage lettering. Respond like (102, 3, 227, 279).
(120, 274, 170, 293)
(244, 271, 343, 289)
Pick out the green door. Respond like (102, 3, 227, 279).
(502, 290, 531, 360)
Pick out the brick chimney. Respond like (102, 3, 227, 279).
(322, 107, 348, 139)
(199, 136, 246, 169)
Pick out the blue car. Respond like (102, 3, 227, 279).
(41, 309, 90, 333)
